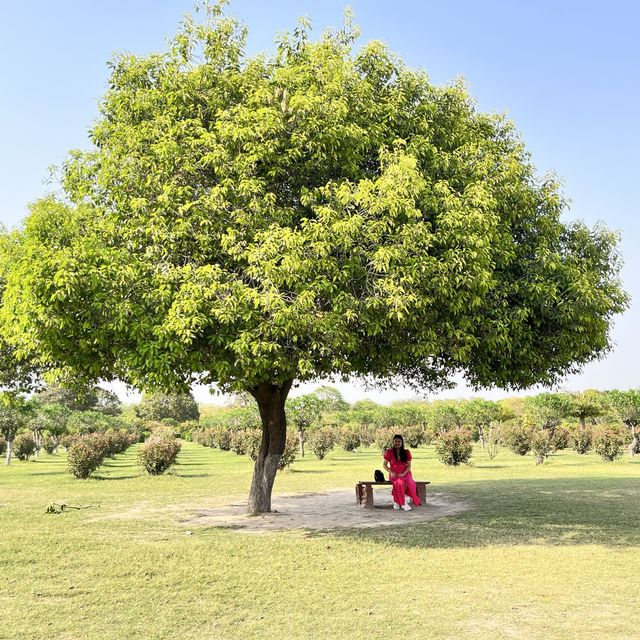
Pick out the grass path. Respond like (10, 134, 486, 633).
(1, 442, 639, 639)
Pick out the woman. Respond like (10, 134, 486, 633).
(383, 434, 421, 510)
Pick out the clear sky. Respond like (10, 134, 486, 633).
(1, 1, 638, 404)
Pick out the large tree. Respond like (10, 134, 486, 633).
(0, 4, 628, 512)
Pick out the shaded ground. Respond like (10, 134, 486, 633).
(182, 488, 471, 532)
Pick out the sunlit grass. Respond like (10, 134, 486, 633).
(2, 442, 639, 639)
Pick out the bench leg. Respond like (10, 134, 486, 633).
(356, 484, 375, 508)
(364, 485, 374, 508)
(417, 483, 427, 506)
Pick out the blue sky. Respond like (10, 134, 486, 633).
(0, 1, 638, 403)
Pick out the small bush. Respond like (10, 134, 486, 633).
(502, 423, 532, 456)
(213, 427, 232, 451)
(60, 434, 79, 450)
(570, 427, 593, 454)
(243, 429, 262, 461)
(593, 426, 626, 462)
(357, 424, 375, 448)
(550, 426, 570, 451)
(373, 427, 397, 453)
(13, 433, 36, 461)
(403, 424, 427, 448)
(531, 429, 554, 464)
(67, 435, 105, 478)
(306, 427, 336, 460)
(230, 429, 249, 456)
(434, 429, 473, 466)
(139, 436, 181, 475)
(177, 420, 199, 441)
(42, 435, 58, 455)
(277, 433, 298, 470)
(192, 429, 214, 448)
(338, 425, 361, 452)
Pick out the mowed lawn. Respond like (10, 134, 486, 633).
(1, 442, 639, 640)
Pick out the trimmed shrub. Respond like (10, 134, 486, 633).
(213, 427, 232, 451)
(531, 429, 554, 464)
(403, 424, 427, 448)
(230, 429, 249, 456)
(177, 420, 199, 441)
(60, 434, 79, 450)
(42, 435, 58, 455)
(551, 426, 570, 451)
(242, 429, 262, 461)
(277, 433, 298, 470)
(502, 423, 532, 456)
(570, 427, 593, 454)
(373, 427, 397, 453)
(593, 426, 626, 462)
(306, 427, 336, 460)
(434, 429, 473, 466)
(338, 425, 361, 452)
(13, 433, 36, 461)
(139, 435, 181, 475)
(355, 423, 375, 448)
(67, 436, 105, 478)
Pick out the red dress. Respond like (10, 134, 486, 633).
(383, 448, 421, 506)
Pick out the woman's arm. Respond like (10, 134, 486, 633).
(383, 458, 395, 478)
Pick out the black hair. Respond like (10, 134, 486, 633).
(392, 434, 407, 462)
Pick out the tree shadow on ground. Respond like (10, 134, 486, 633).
(310, 476, 640, 550)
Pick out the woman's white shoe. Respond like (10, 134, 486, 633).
(401, 504, 412, 511)
(393, 503, 400, 510)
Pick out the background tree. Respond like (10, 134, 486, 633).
(312, 386, 350, 414)
(0, 394, 35, 464)
(287, 393, 323, 456)
(135, 392, 200, 423)
(605, 390, 640, 456)
(567, 390, 603, 432)
(0, 5, 628, 512)
(461, 398, 505, 448)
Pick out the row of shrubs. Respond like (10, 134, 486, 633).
(192, 426, 299, 470)
(191, 421, 635, 468)
(65, 426, 183, 478)
(66, 430, 138, 478)
(434, 423, 636, 466)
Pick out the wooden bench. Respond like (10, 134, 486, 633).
(355, 480, 430, 508)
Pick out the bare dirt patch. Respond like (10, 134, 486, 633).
(182, 488, 471, 533)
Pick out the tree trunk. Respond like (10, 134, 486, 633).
(34, 430, 42, 458)
(298, 429, 305, 457)
(477, 426, 486, 449)
(629, 425, 638, 457)
(5, 435, 13, 465)
(579, 415, 586, 432)
(247, 380, 293, 514)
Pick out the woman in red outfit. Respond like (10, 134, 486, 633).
(383, 434, 421, 510)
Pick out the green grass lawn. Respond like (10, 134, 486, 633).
(1, 442, 639, 640)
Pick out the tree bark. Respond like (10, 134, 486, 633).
(628, 425, 638, 457)
(247, 380, 293, 514)
(5, 436, 13, 465)
(477, 426, 486, 449)
(298, 429, 305, 457)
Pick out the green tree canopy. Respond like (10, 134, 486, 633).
(135, 391, 200, 423)
(0, 4, 628, 510)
